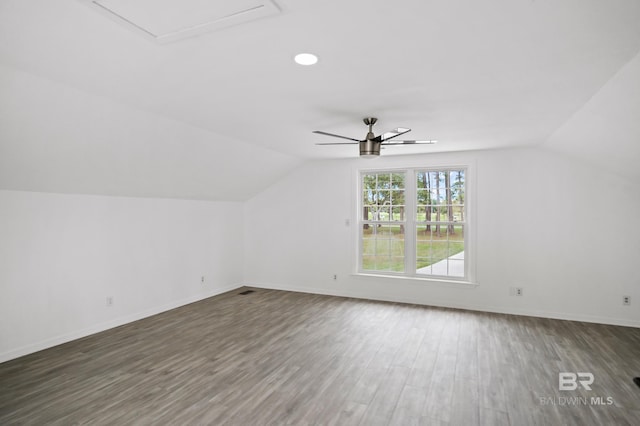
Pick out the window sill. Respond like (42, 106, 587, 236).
(353, 272, 479, 288)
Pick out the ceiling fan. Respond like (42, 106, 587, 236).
(313, 117, 436, 157)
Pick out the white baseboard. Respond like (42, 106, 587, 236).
(0, 283, 243, 364)
(5, 281, 636, 364)
(246, 282, 640, 328)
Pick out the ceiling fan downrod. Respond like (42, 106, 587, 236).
(360, 117, 381, 157)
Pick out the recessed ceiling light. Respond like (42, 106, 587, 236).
(294, 53, 318, 66)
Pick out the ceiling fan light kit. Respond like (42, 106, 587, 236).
(314, 117, 436, 157)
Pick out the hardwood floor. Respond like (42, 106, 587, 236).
(1, 288, 640, 425)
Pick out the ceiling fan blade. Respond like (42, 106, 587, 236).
(377, 127, 411, 142)
(312, 130, 361, 142)
(315, 142, 359, 145)
(382, 140, 437, 145)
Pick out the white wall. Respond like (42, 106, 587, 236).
(244, 147, 640, 327)
(0, 190, 243, 362)
(2, 146, 638, 363)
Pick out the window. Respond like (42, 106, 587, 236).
(415, 170, 465, 278)
(359, 168, 468, 280)
(361, 172, 406, 272)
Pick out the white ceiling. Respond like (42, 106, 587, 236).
(86, 0, 282, 43)
(1, 0, 640, 200)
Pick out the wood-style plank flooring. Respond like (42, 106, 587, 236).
(1, 288, 640, 425)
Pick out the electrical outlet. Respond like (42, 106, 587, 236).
(510, 287, 523, 296)
(106, 296, 114, 307)
(333, 274, 337, 281)
(623, 295, 631, 306)
(516, 288, 523, 296)
(201, 276, 205, 284)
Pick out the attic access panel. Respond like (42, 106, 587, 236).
(84, 0, 280, 44)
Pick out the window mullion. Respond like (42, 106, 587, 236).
(405, 170, 416, 275)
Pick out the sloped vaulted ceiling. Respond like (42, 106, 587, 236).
(546, 50, 640, 179)
(0, 64, 298, 201)
(1, 0, 640, 200)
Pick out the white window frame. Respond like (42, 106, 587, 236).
(356, 165, 476, 285)
(359, 170, 409, 274)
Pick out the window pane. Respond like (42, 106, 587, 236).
(452, 205, 464, 222)
(448, 238, 464, 257)
(390, 190, 405, 205)
(363, 206, 373, 220)
(452, 170, 465, 186)
(416, 240, 432, 258)
(450, 225, 464, 242)
(375, 239, 390, 256)
(377, 190, 390, 204)
(416, 225, 432, 242)
(430, 189, 443, 204)
(391, 173, 405, 189)
(378, 175, 391, 189)
(366, 205, 375, 220)
(363, 189, 374, 205)
(362, 172, 407, 224)
(380, 206, 391, 221)
(440, 205, 452, 221)
(416, 223, 465, 277)
(362, 174, 377, 190)
(426, 206, 435, 222)
(361, 223, 404, 273)
(428, 172, 438, 189)
(391, 206, 405, 221)
(416, 188, 429, 203)
(416, 181, 430, 221)
(430, 241, 448, 260)
(441, 205, 450, 220)
(362, 236, 375, 254)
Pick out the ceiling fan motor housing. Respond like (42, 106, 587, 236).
(360, 139, 381, 157)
